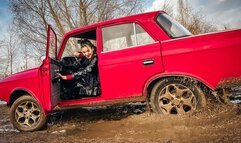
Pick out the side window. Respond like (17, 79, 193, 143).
(135, 24, 155, 46)
(102, 23, 155, 52)
(102, 23, 134, 52)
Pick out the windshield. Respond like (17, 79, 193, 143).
(156, 13, 192, 39)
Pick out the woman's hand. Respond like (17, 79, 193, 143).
(73, 52, 81, 57)
(57, 73, 67, 80)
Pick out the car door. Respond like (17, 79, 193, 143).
(41, 25, 60, 109)
(98, 22, 164, 99)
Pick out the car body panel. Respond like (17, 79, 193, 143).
(97, 42, 163, 99)
(0, 68, 42, 105)
(161, 29, 241, 89)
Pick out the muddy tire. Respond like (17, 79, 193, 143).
(150, 78, 206, 114)
(10, 95, 47, 132)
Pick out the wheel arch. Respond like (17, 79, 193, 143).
(9, 88, 36, 107)
(144, 74, 214, 100)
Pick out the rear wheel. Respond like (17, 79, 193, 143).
(10, 95, 47, 131)
(150, 78, 206, 114)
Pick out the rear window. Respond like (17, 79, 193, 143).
(156, 13, 192, 39)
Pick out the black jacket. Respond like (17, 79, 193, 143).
(72, 54, 100, 95)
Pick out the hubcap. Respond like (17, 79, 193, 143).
(15, 101, 41, 128)
(158, 84, 197, 114)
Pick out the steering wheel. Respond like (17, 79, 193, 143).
(61, 56, 82, 67)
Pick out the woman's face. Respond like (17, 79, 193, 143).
(81, 45, 94, 59)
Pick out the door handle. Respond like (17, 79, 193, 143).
(143, 59, 154, 65)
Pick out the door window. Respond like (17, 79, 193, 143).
(102, 23, 155, 52)
(47, 26, 57, 59)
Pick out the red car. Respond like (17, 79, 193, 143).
(0, 11, 241, 131)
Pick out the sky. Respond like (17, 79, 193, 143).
(0, 0, 241, 40)
(147, 0, 241, 30)
(191, 0, 241, 29)
(0, 0, 11, 40)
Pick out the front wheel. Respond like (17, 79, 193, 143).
(150, 78, 206, 114)
(10, 95, 47, 131)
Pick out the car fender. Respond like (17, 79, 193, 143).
(9, 87, 47, 114)
(143, 72, 215, 97)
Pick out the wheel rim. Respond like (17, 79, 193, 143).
(158, 84, 197, 114)
(14, 101, 41, 128)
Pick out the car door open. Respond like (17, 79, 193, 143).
(43, 25, 60, 109)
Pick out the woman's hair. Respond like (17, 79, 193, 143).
(78, 39, 96, 50)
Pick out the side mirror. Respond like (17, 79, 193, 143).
(40, 55, 46, 61)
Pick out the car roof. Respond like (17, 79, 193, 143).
(63, 11, 164, 38)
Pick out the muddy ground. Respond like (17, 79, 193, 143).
(0, 100, 241, 143)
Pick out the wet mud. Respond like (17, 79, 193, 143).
(0, 101, 241, 143)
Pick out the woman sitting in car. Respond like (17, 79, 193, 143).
(58, 39, 100, 97)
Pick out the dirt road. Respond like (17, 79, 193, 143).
(0, 102, 241, 143)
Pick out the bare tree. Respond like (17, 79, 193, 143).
(0, 28, 19, 75)
(7, 31, 19, 75)
(10, 0, 146, 62)
(21, 42, 29, 70)
(0, 41, 9, 77)
(154, 0, 175, 17)
(176, 0, 217, 35)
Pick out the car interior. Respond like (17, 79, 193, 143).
(58, 29, 101, 100)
